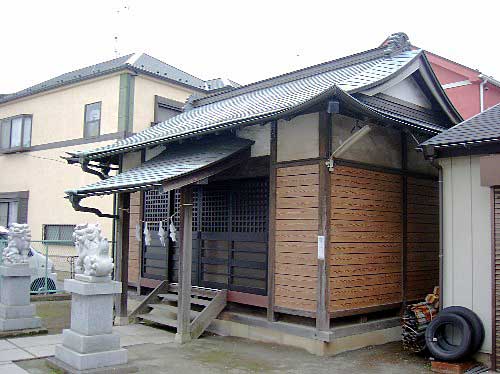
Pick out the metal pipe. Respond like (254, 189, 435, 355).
(480, 77, 488, 112)
(431, 159, 444, 310)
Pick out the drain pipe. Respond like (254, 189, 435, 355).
(431, 158, 444, 311)
(480, 76, 488, 112)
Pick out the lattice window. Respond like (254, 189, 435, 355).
(232, 179, 268, 233)
(144, 188, 170, 232)
(173, 189, 199, 231)
(201, 188, 228, 232)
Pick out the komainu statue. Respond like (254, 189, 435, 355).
(73, 224, 114, 277)
(2, 223, 31, 265)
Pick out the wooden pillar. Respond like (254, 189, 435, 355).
(267, 120, 278, 322)
(114, 192, 130, 324)
(175, 186, 193, 343)
(317, 110, 332, 331)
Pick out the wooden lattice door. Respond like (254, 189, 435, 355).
(143, 179, 269, 295)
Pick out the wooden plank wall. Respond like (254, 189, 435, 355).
(274, 164, 319, 313)
(330, 166, 403, 314)
(128, 191, 142, 286)
(406, 177, 439, 301)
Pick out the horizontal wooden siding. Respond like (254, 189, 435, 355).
(330, 166, 403, 314)
(406, 176, 439, 301)
(274, 164, 319, 312)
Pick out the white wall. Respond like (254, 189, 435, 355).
(277, 113, 319, 162)
(440, 155, 492, 353)
(236, 123, 270, 157)
(380, 76, 432, 109)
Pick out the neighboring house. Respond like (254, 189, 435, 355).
(424, 51, 500, 119)
(0, 53, 236, 245)
(421, 103, 500, 368)
(66, 33, 462, 353)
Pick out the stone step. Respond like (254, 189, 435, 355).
(137, 313, 177, 328)
(158, 293, 211, 306)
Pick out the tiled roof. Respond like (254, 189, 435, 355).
(422, 103, 500, 148)
(67, 136, 253, 197)
(76, 48, 432, 160)
(0, 53, 237, 105)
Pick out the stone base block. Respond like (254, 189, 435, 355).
(75, 274, 112, 283)
(63, 329, 120, 354)
(55, 344, 128, 371)
(47, 356, 137, 374)
(0, 273, 31, 306)
(0, 264, 33, 277)
(0, 303, 36, 319)
(0, 316, 42, 331)
(64, 279, 121, 296)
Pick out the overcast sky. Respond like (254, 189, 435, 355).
(2, 0, 499, 93)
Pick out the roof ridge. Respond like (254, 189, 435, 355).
(132, 53, 206, 84)
(192, 46, 390, 107)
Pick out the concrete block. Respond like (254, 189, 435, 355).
(0, 304, 36, 319)
(55, 345, 127, 371)
(0, 276, 31, 306)
(0, 316, 41, 331)
(229, 322, 250, 338)
(247, 325, 283, 345)
(64, 279, 121, 296)
(70, 293, 114, 336)
(325, 326, 401, 356)
(62, 329, 120, 354)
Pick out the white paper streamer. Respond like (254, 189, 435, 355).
(143, 222, 151, 246)
(158, 221, 166, 247)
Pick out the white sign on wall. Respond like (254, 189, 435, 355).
(317, 235, 325, 260)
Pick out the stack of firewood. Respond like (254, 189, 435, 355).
(402, 287, 439, 353)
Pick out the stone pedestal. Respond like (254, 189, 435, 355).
(54, 277, 127, 371)
(0, 264, 42, 331)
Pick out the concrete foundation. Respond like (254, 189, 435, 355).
(0, 264, 41, 332)
(54, 278, 128, 371)
(207, 314, 402, 356)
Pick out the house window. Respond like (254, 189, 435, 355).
(84, 102, 101, 138)
(0, 201, 19, 228)
(43, 224, 75, 242)
(0, 115, 32, 151)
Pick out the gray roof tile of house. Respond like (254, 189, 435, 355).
(0, 53, 237, 105)
(422, 103, 500, 148)
(67, 136, 253, 197)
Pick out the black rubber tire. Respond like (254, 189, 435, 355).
(441, 306, 484, 355)
(425, 314, 473, 361)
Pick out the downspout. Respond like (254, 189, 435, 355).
(480, 77, 488, 112)
(423, 143, 444, 311)
(431, 158, 444, 311)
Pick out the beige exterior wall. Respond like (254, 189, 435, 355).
(277, 113, 319, 162)
(0, 75, 123, 241)
(0, 141, 115, 241)
(0, 74, 122, 145)
(132, 75, 193, 132)
(0, 71, 199, 253)
(440, 155, 492, 353)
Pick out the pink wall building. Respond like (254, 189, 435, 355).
(425, 51, 500, 119)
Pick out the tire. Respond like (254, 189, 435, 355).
(425, 314, 473, 361)
(30, 277, 57, 294)
(441, 306, 484, 355)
